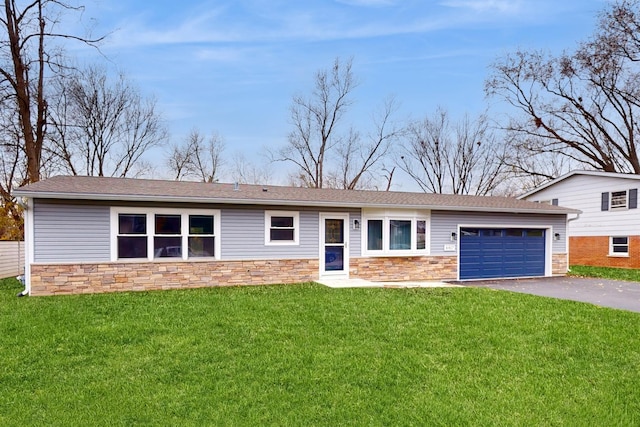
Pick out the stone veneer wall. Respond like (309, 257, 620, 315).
(350, 256, 458, 281)
(29, 259, 319, 296)
(552, 253, 569, 275)
(29, 253, 569, 296)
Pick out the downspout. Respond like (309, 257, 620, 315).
(15, 197, 30, 297)
(565, 212, 581, 273)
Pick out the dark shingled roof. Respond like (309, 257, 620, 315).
(13, 175, 579, 214)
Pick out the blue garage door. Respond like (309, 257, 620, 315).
(460, 228, 546, 280)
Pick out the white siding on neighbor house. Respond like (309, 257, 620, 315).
(220, 207, 360, 260)
(430, 211, 567, 255)
(33, 200, 111, 262)
(523, 174, 640, 237)
(0, 241, 24, 279)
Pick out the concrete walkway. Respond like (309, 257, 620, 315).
(316, 277, 461, 288)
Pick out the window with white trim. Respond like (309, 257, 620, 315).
(610, 236, 629, 256)
(363, 210, 429, 255)
(111, 208, 220, 261)
(117, 213, 147, 258)
(610, 191, 627, 209)
(265, 211, 299, 245)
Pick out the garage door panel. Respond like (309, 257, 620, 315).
(460, 228, 546, 280)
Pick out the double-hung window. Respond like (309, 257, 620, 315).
(610, 236, 629, 256)
(154, 214, 182, 258)
(363, 210, 429, 255)
(602, 189, 638, 210)
(611, 191, 627, 209)
(112, 208, 219, 261)
(117, 213, 147, 258)
(188, 215, 216, 257)
(265, 211, 299, 245)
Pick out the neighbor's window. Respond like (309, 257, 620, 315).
(610, 191, 627, 209)
(610, 236, 629, 256)
(362, 210, 429, 255)
(112, 208, 219, 261)
(117, 213, 147, 258)
(265, 211, 299, 245)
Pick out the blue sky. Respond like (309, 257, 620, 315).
(75, 0, 607, 185)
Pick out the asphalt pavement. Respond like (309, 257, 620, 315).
(463, 276, 640, 313)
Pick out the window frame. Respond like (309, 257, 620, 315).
(362, 209, 430, 256)
(264, 210, 300, 246)
(610, 190, 628, 210)
(110, 207, 220, 261)
(609, 236, 629, 257)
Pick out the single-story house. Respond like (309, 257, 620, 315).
(519, 170, 640, 268)
(13, 175, 578, 296)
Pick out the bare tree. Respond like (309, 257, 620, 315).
(165, 129, 225, 182)
(275, 57, 356, 188)
(328, 96, 403, 189)
(0, 0, 103, 237)
(0, 0, 104, 184)
(166, 139, 194, 181)
(400, 107, 507, 195)
(486, 0, 640, 177)
(274, 57, 400, 189)
(0, 106, 25, 238)
(48, 65, 168, 177)
(229, 151, 273, 185)
(500, 134, 577, 193)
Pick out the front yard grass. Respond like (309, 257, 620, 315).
(1, 277, 638, 425)
(570, 264, 640, 282)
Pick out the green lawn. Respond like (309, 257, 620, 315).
(570, 264, 640, 282)
(1, 277, 639, 426)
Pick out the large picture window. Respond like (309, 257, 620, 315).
(111, 208, 220, 261)
(363, 210, 429, 256)
(265, 211, 299, 245)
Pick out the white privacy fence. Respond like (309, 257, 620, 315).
(0, 241, 24, 279)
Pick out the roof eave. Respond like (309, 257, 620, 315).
(12, 190, 578, 215)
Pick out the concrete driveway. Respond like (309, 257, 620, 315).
(464, 276, 640, 313)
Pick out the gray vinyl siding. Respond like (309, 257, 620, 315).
(220, 207, 360, 260)
(33, 200, 111, 262)
(348, 210, 361, 259)
(430, 211, 567, 255)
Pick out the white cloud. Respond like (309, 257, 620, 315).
(335, 0, 396, 6)
(439, 0, 525, 14)
(101, 0, 536, 52)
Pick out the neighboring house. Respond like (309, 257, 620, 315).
(520, 170, 640, 269)
(13, 176, 577, 296)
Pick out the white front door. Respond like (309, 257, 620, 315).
(320, 213, 349, 277)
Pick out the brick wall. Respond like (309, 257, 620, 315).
(29, 259, 320, 296)
(350, 255, 458, 281)
(570, 235, 640, 268)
